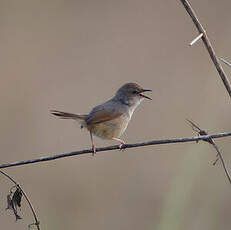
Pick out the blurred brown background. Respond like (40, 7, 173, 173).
(1, 0, 231, 229)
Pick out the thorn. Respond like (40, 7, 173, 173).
(220, 57, 231, 67)
(189, 33, 203, 46)
(213, 156, 219, 166)
(186, 119, 213, 144)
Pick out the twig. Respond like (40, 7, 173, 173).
(186, 120, 231, 185)
(0, 170, 40, 230)
(179, 0, 231, 98)
(189, 33, 203, 46)
(0, 132, 231, 169)
(220, 57, 231, 68)
(211, 144, 231, 184)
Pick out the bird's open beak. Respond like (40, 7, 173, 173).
(139, 89, 152, 100)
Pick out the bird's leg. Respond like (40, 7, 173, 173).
(89, 131, 96, 156)
(112, 138, 125, 150)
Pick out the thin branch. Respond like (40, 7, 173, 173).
(0, 132, 231, 169)
(186, 120, 231, 184)
(0, 170, 40, 230)
(179, 0, 231, 98)
(220, 57, 231, 68)
(211, 143, 231, 184)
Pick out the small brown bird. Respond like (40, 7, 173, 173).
(51, 83, 151, 155)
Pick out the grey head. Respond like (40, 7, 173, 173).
(114, 82, 152, 106)
(87, 83, 152, 123)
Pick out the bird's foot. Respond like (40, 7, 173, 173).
(113, 138, 125, 151)
(119, 143, 126, 151)
(92, 145, 96, 156)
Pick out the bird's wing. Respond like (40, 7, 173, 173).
(86, 106, 123, 125)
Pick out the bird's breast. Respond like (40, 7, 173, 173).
(88, 115, 130, 139)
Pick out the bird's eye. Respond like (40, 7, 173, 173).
(132, 90, 139, 94)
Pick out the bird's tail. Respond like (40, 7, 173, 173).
(50, 110, 87, 122)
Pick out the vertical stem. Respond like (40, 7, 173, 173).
(179, 0, 231, 97)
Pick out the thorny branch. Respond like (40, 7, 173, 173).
(179, 0, 231, 98)
(0, 170, 40, 230)
(0, 132, 231, 169)
(186, 120, 231, 185)
(179, 0, 231, 184)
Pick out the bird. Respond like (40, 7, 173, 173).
(51, 82, 151, 155)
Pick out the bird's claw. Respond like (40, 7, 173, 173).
(119, 144, 125, 151)
(92, 145, 96, 156)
